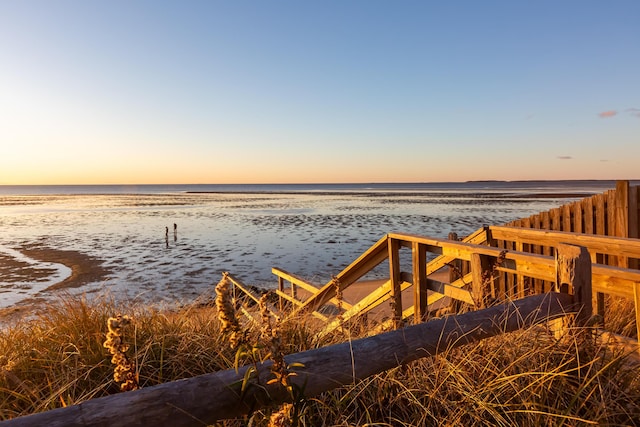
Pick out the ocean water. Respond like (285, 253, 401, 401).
(0, 181, 626, 308)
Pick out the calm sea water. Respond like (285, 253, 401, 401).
(0, 181, 628, 308)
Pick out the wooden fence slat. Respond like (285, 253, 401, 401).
(573, 201, 583, 234)
(388, 237, 402, 328)
(607, 189, 619, 266)
(563, 204, 573, 232)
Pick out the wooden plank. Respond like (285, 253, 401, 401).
(635, 283, 640, 355)
(630, 186, 640, 269)
(274, 289, 303, 306)
(426, 279, 475, 305)
(275, 291, 330, 322)
(515, 240, 526, 298)
(389, 232, 640, 298)
(431, 273, 474, 305)
(563, 203, 573, 232)
(541, 211, 551, 261)
(319, 280, 413, 337)
(225, 273, 263, 306)
(615, 181, 630, 238)
(277, 276, 284, 312)
(631, 185, 640, 239)
(290, 234, 389, 316)
(471, 253, 492, 308)
(615, 181, 630, 268)
(488, 226, 640, 260)
(583, 197, 594, 235)
(426, 227, 489, 276)
(271, 268, 353, 310)
(272, 268, 320, 293)
(388, 237, 402, 328)
(573, 201, 583, 234)
(412, 242, 428, 322)
(607, 189, 619, 266)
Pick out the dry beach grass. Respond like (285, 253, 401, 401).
(0, 288, 639, 426)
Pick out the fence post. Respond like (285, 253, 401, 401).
(471, 253, 494, 308)
(412, 242, 428, 322)
(552, 243, 592, 338)
(615, 181, 630, 267)
(278, 276, 284, 312)
(388, 237, 403, 328)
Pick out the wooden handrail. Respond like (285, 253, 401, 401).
(290, 234, 390, 316)
(489, 225, 640, 258)
(271, 268, 353, 311)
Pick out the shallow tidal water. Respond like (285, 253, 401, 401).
(0, 185, 604, 308)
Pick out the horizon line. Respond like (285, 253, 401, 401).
(1, 178, 639, 186)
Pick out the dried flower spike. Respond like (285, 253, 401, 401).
(103, 314, 139, 391)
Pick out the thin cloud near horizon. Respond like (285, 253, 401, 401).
(557, 156, 573, 160)
(598, 110, 617, 118)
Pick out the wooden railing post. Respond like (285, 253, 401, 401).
(412, 242, 427, 322)
(471, 253, 493, 309)
(278, 276, 284, 312)
(552, 243, 592, 337)
(388, 237, 402, 328)
(634, 283, 640, 355)
(447, 232, 463, 313)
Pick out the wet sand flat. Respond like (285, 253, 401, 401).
(0, 188, 591, 316)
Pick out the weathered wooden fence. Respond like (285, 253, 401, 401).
(505, 180, 640, 267)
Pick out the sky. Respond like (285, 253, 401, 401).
(0, 1, 638, 185)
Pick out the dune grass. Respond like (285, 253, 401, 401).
(1, 291, 639, 426)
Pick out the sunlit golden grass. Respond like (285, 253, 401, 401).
(1, 293, 639, 425)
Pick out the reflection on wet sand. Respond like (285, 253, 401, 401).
(0, 191, 584, 314)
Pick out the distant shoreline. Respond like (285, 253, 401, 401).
(1, 180, 635, 196)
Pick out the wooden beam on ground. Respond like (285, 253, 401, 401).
(2, 293, 577, 427)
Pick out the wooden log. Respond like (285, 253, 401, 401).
(0, 293, 577, 427)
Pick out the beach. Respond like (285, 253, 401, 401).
(0, 183, 611, 318)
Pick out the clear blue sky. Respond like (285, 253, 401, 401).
(1, 1, 638, 184)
